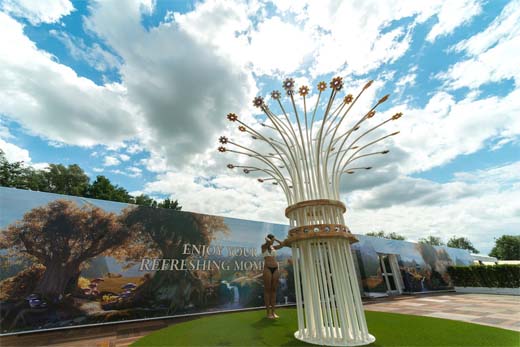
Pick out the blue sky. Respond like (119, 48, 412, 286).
(0, 0, 519, 254)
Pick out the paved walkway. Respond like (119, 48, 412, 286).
(1, 293, 518, 346)
(365, 293, 520, 332)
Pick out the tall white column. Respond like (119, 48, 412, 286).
(286, 200, 375, 346)
(219, 76, 402, 346)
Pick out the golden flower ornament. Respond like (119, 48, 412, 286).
(227, 113, 238, 122)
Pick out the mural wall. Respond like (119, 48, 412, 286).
(0, 187, 473, 334)
(0, 188, 292, 334)
(352, 236, 473, 294)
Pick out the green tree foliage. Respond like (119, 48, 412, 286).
(42, 164, 90, 196)
(365, 230, 405, 240)
(159, 197, 182, 210)
(132, 194, 157, 207)
(130, 195, 182, 210)
(418, 235, 445, 246)
(0, 151, 178, 208)
(489, 235, 520, 260)
(0, 149, 36, 189)
(447, 236, 479, 253)
(87, 175, 132, 203)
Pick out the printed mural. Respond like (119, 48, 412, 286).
(352, 236, 473, 294)
(0, 188, 473, 334)
(0, 188, 292, 334)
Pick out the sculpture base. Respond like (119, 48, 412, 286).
(294, 329, 376, 346)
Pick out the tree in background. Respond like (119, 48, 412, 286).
(0, 149, 33, 189)
(42, 164, 90, 196)
(418, 235, 445, 246)
(365, 230, 405, 240)
(132, 194, 157, 207)
(130, 195, 182, 209)
(0, 200, 139, 299)
(489, 235, 520, 260)
(0, 151, 181, 209)
(159, 197, 182, 210)
(87, 175, 132, 202)
(447, 236, 479, 253)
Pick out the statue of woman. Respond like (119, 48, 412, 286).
(262, 234, 286, 319)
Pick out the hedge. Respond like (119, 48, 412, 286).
(447, 265, 520, 288)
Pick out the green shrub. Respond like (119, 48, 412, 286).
(447, 265, 520, 288)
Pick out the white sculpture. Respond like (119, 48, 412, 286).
(219, 76, 402, 346)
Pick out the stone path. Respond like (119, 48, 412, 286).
(365, 293, 520, 332)
(1, 293, 518, 346)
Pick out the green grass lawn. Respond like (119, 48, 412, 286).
(132, 308, 519, 347)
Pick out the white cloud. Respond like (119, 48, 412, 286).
(1, 0, 517, 256)
(49, 30, 121, 72)
(451, 0, 519, 56)
(82, 0, 257, 170)
(126, 143, 143, 154)
(349, 176, 480, 210)
(92, 167, 104, 173)
(308, 6, 414, 77)
(453, 161, 520, 184)
(0, 138, 48, 169)
(393, 72, 417, 99)
(345, 162, 520, 254)
(1, 0, 74, 25)
(168, 0, 484, 78)
(0, 119, 13, 139)
(0, 0, 498, 175)
(425, 0, 482, 42)
(0, 138, 31, 162)
(438, 0, 520, 89)
(247, 16, 314, 75)
(103, 155, 120, 166)
(142, 170, 287, 223)
(111, 166, 142, 177)
(116, 166, 142, 177)
(171, 0, 252, 63)
(263, 0, 482, 77)
(395, 73, 416, 88)
(395, 88, 520, 173)
(31, 162, 49, 170)
(128, 166, 142, 176)
(0, 13, 139, 147)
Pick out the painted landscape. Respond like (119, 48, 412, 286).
(0, 188, 292, 334)
(352, 236, 473, 294)
(0, 188, 472, 334)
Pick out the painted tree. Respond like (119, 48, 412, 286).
(0, 200, 138, 299)
(120, 206, 229, 311)
(122, 207, 228, 260)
